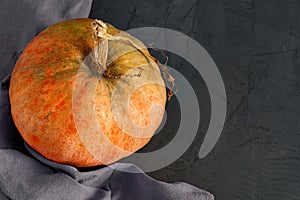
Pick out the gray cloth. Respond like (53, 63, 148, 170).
(0, 1, 213, 199)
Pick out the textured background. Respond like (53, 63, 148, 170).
(90, 0, 300, 199)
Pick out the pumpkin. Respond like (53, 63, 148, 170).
(9, 18, 166, 167)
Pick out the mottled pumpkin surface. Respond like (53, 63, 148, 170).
(9, 18, 166, 167)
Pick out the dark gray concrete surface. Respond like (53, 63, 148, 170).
(90, 0, 300, 199)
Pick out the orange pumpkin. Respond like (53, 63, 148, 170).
(9, 18, 166, 167)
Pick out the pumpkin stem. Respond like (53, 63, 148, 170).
(149, 43, 178, 101)
(90, 20, 177, 101)
(91, 19, 109, 75)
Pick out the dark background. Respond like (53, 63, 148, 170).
(90, 0, 300, 199)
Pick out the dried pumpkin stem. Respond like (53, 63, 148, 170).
(91, 20, 143, 75)
(91, 19, 177, 101)
(91, 19, 109, 75)
(149, 43, 178, 101)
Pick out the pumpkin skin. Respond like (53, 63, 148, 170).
(9, 18, 166, 167)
